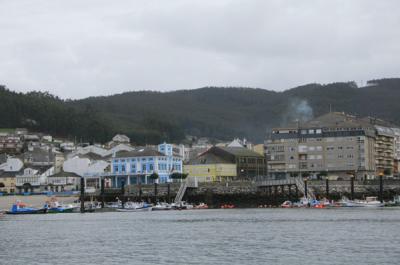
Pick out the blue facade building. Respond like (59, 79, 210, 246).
(110, 143, 183, 187)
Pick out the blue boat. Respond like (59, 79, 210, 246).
(6, 202, 47, 215)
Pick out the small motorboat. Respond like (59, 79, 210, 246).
(46, 205, 77, 213)
(220, 204, 235, 209)
(281, 201, 293, 208)
(6, 202, 47, 215)
(339, 196, 384, 208)
(45, 198, 78, 213)
(353, 197, 384, 208)
(116, 201, 153, 212)
(171, 202, 194, 210)
(152, 202, 172, 211)
(116, 206, 153, 212)
(194, 203, 209, 209)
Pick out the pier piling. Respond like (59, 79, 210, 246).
(304, 179, 308, 199)
(379, 175, 383, 203)
(325, 178, 329, 199)
(167, 183, 170, 203)
(100, 178, 105, 208)
(154, 182, 158, 202)
(121, 180, 125, 208)
(80, 177, 85, 213)
(350, 176, 354, 200)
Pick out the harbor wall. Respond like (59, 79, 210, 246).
(1, 180, 399, 209)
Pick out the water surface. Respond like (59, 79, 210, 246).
(1, 208, 399, 265)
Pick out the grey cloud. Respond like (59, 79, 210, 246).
(0, 0, 399, 98)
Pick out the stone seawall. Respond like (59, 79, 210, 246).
(117, 180, 400, 207)
(7, 180, 393, 209)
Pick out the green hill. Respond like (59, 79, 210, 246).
(1, 78, 399, 144)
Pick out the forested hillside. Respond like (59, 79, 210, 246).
(1, 78, 399, 144)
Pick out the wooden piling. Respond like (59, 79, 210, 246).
(167, 183, 170, 203)
(80, 177, 85, 213)
(154, 182, 158, 203)
(121, 180, 125, 208)
(325, 178, 329, 199)
(100, 178, 105, 208)
(350, 176, 354, 200)
(379, 175, 383, 203)
(304, 179, 308, 198)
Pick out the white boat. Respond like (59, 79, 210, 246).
(152, 202, 172, 211)
(116, 201, 153, 212)
(353, 197, 384, 207)
(339, 196, 384, 207)
(116, 207, 152, 212)
(171, 201, 194, 210)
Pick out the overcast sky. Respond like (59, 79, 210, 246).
(0, 0, 399, 99)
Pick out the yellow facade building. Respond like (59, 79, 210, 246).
(184, 163, 237, 182)
(0, 173, 17, 194)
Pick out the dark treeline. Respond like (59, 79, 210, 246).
(0, 86, 113, 143)
(1, 78, 400, 144)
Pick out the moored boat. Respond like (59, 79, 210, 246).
(6, 202, 47, 215)
(45, 198, 78, 213)
(194, 203, 209, 209)
(339, 196, 384, 208)
(116, 207, 153, 212)
(281, 201, 293, 208)
(152, 202, 172, 211)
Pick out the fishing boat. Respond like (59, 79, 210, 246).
(6, 202, 47, 215)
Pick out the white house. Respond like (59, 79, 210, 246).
(0, 158, 24, 172)
(112, 134, 130, 143)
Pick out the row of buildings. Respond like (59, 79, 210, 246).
(0, 132, 266, 194)
(0, 111, 399, 194)
(266, 112, 400, 180)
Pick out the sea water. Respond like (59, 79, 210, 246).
(0, 208, 399, 265)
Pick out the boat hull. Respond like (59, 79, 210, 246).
(6, 208, 47, 215)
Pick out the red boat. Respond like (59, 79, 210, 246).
(220, 204, 235, 209)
